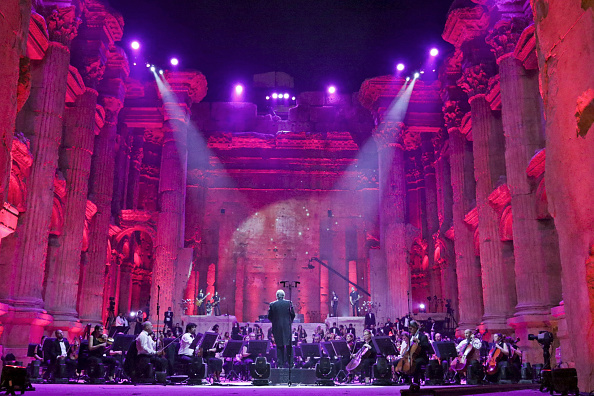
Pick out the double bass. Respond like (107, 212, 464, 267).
(346, 343, 371, 372)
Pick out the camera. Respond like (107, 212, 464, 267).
(528, 331, 553, 345)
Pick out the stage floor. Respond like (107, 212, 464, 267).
(29, 383, 543, 396)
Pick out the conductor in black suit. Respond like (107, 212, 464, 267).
(268, 289, 295, 368)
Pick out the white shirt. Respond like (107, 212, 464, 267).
(136, 330, 157, 355)
(178, 333, 195, 356)
(115, 316, 128, 327)
(58, 339, 67, 356)
(456, 338, 482, 353)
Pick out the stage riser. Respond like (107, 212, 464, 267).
(269, 368, 317, 384)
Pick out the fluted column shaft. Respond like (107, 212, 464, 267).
(422, 136, 441, 300)
(126, 130, 144, 209)
(375, 124, 409, 318)
(450, 129, 483, 328)
(78, 97, 122, 323)
(3, 42, 70, 309)
(0, 1, 31, 204)
(470, 95, 516, 329)
(45, 88, 97, 323)
(150, 117, 188, 323)
(499, 53, 561, 313)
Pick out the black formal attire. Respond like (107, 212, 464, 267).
(364, 312, 376, 328)
(49, 338, 77, 378)
(268, 298, 295, 368)
(213, 295, 221, 316)
(88, 335, 119, 379)
(331, 295, 338, 317)
(134, 317, 143, 335)
(164, 310, 173, 330)
(197, 292, 206, 315)
(349, 290, 360, 316)
(411, 331, 432, 384)
(329, 326, 340, 335)
(231, 326, 242, 340)
(347, 326, 356, 337)
(359, 340, 378, 379)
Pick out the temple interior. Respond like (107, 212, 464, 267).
(1, 0, 594, 392)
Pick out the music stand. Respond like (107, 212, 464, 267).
(331, 340, 351, 381)
(247, 340, 269, 357)
(321, 342, 337, 359)
(222, 340, 245, 381)
(112, 334, 135, 353)
(189, 334, 203, 351)
(372, 336, 398, 357)
(26, 344, 37, 358)
(200, 332, 219, 351)
(300, 343, 321, 360)
(432, 341, 458, 361)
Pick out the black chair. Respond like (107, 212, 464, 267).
(123, 339, 154, 383)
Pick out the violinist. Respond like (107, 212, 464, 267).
(136, 322, 168, 373)
(88, 325, 120, 381)
(408, 320, 431, 386)
(485, 333, 509, 382)
(48, 330, 77, 379)
(177, 323, 205, 379)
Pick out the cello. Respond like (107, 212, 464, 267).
(485, 335, 507, 375)
(346, 343, 371, 372)
(395, 335, 421, 375)
(450, 330, 480, 372)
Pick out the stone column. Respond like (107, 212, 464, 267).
(487, 18, 563, 362)
(126, 129, 145, 209)
(373, 121, 410, 318)
(422, 133, 441, 300)
(79, 96, 122, 323)
(0, 1, 31, 205)
(118, 262, 133, 315)
(112, 124, 131, 217)
(443, 101, 483, 330)
(458, 64, 517, 332)
(150, 71, 207, 324)
(44, 88, 97, 331)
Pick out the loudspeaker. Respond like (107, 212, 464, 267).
(269, 368, 317, 384)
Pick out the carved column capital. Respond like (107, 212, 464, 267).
(372, 121, 404, 150)
(100, 96, 123, 125)
(46, 6, 81, 47)
(457, 63, 494, 99)
(443, 100, 468, 131)
(485, 17, 529, 60)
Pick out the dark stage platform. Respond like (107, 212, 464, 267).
(25, 383, 541, 396)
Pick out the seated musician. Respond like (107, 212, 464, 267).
(177, 322, 204, 378)
(88, 325, 120, 381)
(408, 320, 431, 386)
(359, 329, 377, 384)
(485, 333, 509, 382)
(393, 331, 411, 369)
(201, 332, 223, 383)
(235, 332, 257, 379)
(48, 330, 77, 379)
(451, 329, 482, 382)
(136, 321, 168, 374)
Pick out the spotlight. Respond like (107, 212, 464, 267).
(130, 311, 136, 317)
(133, 62, 137, 66)
(292, 96, 296, 101)
(146, 63, 150, 68)
(414, 72, 420, 79)
(430, 48, 439, 57)
(327, 86, 336, 94)
(315, 357, 335, 385)
(266, 96, 270, 100)
(283, 93, 289, 99)
(170, 57, 179, 66)
(150, 65, 156, 72)
(235, 84, 244, 95)
(420, 303, 425, 309)
(396, 63, 405, 71)
(130, 41, 140, 50)
(159, 69, 164, 75)
(406, 77, 411, 82)
(420, 71, 425, 74)
(272, 93, 278, 99)
(250, 357, 270, 386)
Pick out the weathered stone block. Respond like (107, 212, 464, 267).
(210, 102, 257, 122)
(297, 91, 325, 106)
(288, 105, 310, 122)
(310, 106, 336, 123)
(325, 93, 351, 106)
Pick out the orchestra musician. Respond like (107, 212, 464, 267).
(331, 291, 339, 317)
(136, 322, 168, 374)
(177, 322, 205, 379)
(48, 330, 77, 379)
(485, 333, 509, 383)
(88, 324, 120, 381)
(201, 330, 223, 383)
(359, 329, 377, 384)
(451, 328, 482, 383)
(408, 320, 432, 386)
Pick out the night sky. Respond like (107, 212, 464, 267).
(109, 0, 453, 101)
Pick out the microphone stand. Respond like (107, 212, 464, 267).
(156, 285, 161, 346)
(280, 280, 299, 386)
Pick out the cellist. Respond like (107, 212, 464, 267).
(485, 333, 509, 382)
(408, 320, 432, 387)
(450, 329, 482, 383)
